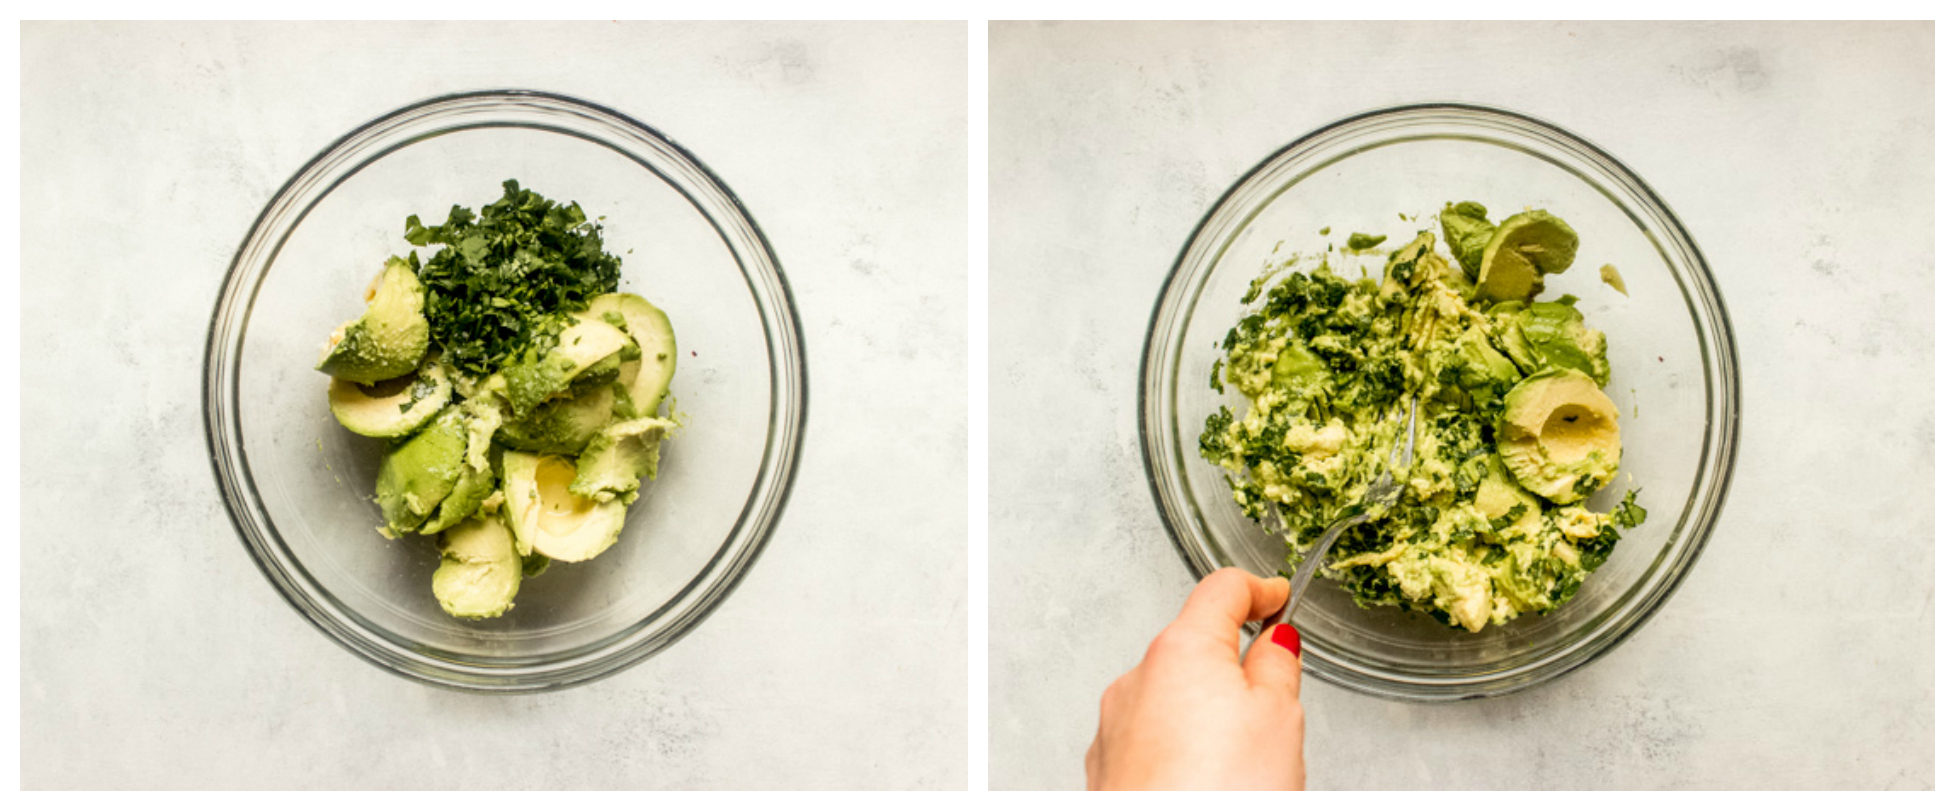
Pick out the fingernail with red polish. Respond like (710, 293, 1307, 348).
(1270, 622, 1301, 658)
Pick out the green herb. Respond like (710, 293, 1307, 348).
(404, 180, 623, 376)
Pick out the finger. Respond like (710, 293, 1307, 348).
(1243, 618, 1305, 696)
(1251, 575, 1290, 621)
(1171, 568, 1289, 647)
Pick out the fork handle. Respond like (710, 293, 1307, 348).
(1269, 511, 1373, 633)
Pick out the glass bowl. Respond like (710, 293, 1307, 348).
(205, 90, 806, 693)
(1140, 104, 1739, 701)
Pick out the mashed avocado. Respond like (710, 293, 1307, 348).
(1199, 203, 1645, 632)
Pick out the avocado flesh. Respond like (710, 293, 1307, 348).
(1203, 204, 1638, 634)
(571, 417, 677, 504)
(1516, 299, 1610, 386)
(374, 407, 470, 534)
(1472, 459, 1542, 536)
(419, 458, 495, 535)
(586, 293, 678, 418)
(497, 317, 632, 420)
(1488, 298, 1611, 386)
(317, 257, 432, 384)
(1388, 549, 1496, 632)
(1380, 233, 1470, 300)
(1473, 210, 1580, 304)
(1440, 201, 1495, 280)
(497, 384, 615, 455)
(1439, 325, 1521, 410)
(327, 356, 451, 439)
(1497, 368, 1621, 504)
(416, 397, 504, 534)
(502, 451, 627, 563)
(432, 516, 522, 619)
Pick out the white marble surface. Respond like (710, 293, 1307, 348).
(989, 21, 1932, 790)
(22, 22, 967, 789)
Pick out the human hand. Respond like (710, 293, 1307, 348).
(1085, 568, 1305, 790)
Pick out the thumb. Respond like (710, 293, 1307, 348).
(1243, 619, 1303, 695)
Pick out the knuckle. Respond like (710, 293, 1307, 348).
(1207, 566, 1256, 592)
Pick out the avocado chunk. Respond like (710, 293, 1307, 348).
(1436, 324, 1521, 410)
(418, 454, 496, 535)
(585, 293, 678, 418)
(415, 397, 504, 535)
(502, 451, 627, 562)
(494, 315, 632, 420)
(1473, 210, 1580, 303)
(374, 407, 470, 534)
(571, 417, 677, 504)
(431, 516, 522, 620)
(1497, 368, 1621, 504)
(327, 355, 452, 438)
(1380, 232, 1470, 299)
(1488, 297, 1611, 386)
(1272, 344, 1332, 395)
(1440, 201, 1495, 280)
(1599, 263, 1628, 296)
(317, 256, 432, 384)
(521, 551, 553, 579)
(1347, 232, 1388, 251)
(496, 384, 615, 455)
(1472, 457, 1542, 536)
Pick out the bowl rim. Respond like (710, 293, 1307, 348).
(1137, 101, 1741, 702)
(203, 88, 808, 693)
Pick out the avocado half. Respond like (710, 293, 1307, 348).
(1496, 368, 1621, 504)
(327, 356, 451, 438)
(494, 315, 632, 420)
(317, 256, 432, 384)
(373, 403, 499, 536)
(432, 516, 523, 620)
(571, 416, 677, 504)
(502, 451, 627, 562)
(585, 293, 678, 419)
(1473, 210, 1580, 304)
(1441, 201, 1496, 279)
(1488, 298, 1612, 386)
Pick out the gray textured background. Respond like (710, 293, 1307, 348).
(22, 22, 967, 789)
(989, 21, 1933, 789)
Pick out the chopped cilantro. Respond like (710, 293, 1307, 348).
(405, 180, 622, 376)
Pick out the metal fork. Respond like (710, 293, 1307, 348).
(1266, 395, 1419, 636)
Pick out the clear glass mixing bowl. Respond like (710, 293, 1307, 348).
(1140, 104, 1739, 701)
(205, 90, 806, 693)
